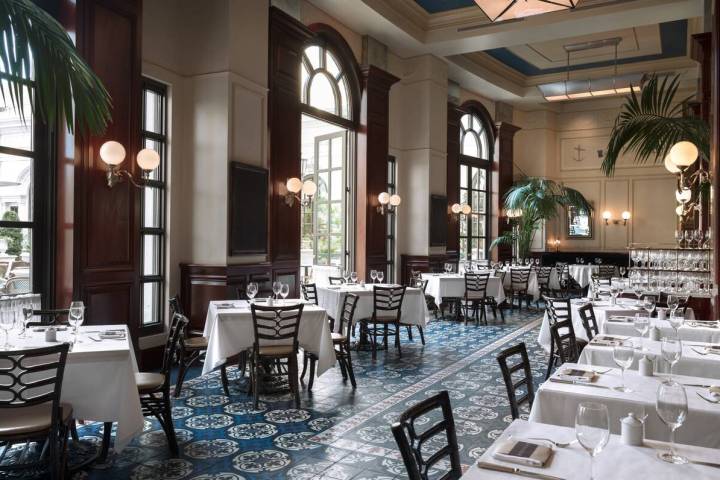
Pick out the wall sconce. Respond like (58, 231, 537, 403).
(284, 177, 316, 207)
(377, 192, 401, 215)
(603, 210, 631, 226)
(100, 141, 159, 188)
(552, 239, 561, 252)
(450, 203, 471, 218)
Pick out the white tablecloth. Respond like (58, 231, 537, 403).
(538, 298, 642, 353)
(604, 318, 718, 343)
(310, 265, 341, 286)
(529, 363, 720, 448)
(202, 300, 335, 377)
(316, 284, 428, 330)
(8, 325, 143, 451)
(568, 264, 599, 287)
(578, 337, 720, 379)
(421, 273, 506, 304)
(463, 419, 720, 479)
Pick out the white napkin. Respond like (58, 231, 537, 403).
(492, 439, 553, 467)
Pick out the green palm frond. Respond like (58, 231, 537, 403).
(0, 0, 112, 135)
(602, 74, 710, 176)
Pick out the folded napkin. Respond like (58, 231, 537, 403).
(556, 368, 597, 383)
(608, 315, 634, 323)
(492, 439, 553, 467)
(99, 330, 126, 340)
(591, 334, 629, 347)
(687, 321, 719, 329)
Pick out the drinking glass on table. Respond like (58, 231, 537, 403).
(668, 309, 684, 331)
(370, 269, 377, 284)
(633, 285, 644, 301)
(656, 380, 688, 464)
(68, 301, 85, 344)
(272, 281, 282, 299)
(619, 266, 626, 277)
(0, 306, 15, 349)
(350, 272, 358, 284)
(634, 313, 649, 344)
(609, 284, 619, 305)
(612, 339, 635, 392)
(642, 295, 656, 317)
(661, 337, 682, 378)
(280, 283, 290, 301)
(19, 306, 33, 339)
(246, 282, 258, 303)
(377, 271, 384, 284)
(575, 402, 610, 480)
(666, 294, 679, 314)
(343, 270, 351, 284)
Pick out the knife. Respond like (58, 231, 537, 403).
(681, 383, 713, 388)
(548, 378, 611, 389)
(477, 461, 565, 480)
(688, 459, 720, 469)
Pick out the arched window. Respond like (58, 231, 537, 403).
(299, 30, 359, 274)
(458, 107, 493, 262)
(301, 45, 352, 120)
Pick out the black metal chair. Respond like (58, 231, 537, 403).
(391, 390, 462, 480)
(549, 318, 581, 370)
(535, 266, 554, 307)
(507, 268, 532, 310)
(169, 295, 212, 398)
(0, 343, 72, 480)
(250, 303, 304, 408)
(557, 264, 584, 298)
(403, 279, 427, 344)
(328, 276, 345, 285)
(598, 264, 616, 279)
(577, 303, 599, 341)
(463, 272, 501, 325)
(22, 309, 70, 327)
(136, 312, 186, 455)
(359, 285, 406, 360)
(544, 296, 585, 379)
(496, 342, 534, 420)
(301, 283, 319, 304)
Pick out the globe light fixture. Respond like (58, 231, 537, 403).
(669, 141, 699, 169)
(99, 140, 160, 188)
(284, 177, 316, 207)
(377, 191, 401, 215)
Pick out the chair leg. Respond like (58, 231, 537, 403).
(345, 349, 357, 389)
(371, 323, 377, 360)
(174, 352, 189, 398)
(163, 394, 179, 456)
(220, 363, 230, 396)
(383, 324, 389, 349)
(307, 356, 317, 391)
(417, 326, 425, 345)
(395, 323, 402, 357)
(406, 325, 413, 340)
(545, 346, 555, 380)
(337, 353, 348, 379)
(252, 357, 260, 409)
(300, 353, 309, 381)
(289, 355, 300, 408)
(70, 420, 79, 442)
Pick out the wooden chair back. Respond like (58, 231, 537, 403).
(549, 318, 580, 364)
(250, 303, 303, 351)
(337, 293, 359, 342)
(328, 276, 345, 285)
(577, 303, 599, 340)
(496, 342, 534, 419)
(464, 272, 489, 299)
(510, 268, 530, 290)
(301, 283, 319, 305)
(373, 285, 406, 320)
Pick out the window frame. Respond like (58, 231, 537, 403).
(458, 111, 492, 262)
(139, 77, 168, 334)
(386, 155, 397, 282)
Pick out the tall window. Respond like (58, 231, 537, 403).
(459, 112, 491, 261)
(300, 41, 355, 273)
(140, 79, 167, 328)
(386, 156, 397, 282)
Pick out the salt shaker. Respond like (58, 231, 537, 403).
(657, 308, 667, 321)
(45, 326, 57, 342)
(649, 324, 661, 341)
(620, 412, 644, 446)
(639, 355, 653, 377)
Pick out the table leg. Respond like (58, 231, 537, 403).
(99, 422, 112, 462)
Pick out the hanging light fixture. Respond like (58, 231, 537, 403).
(474, 0, 578, 23)
(537, 37, 643, 102)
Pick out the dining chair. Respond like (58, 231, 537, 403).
(496, 342, 534, 420)
(250, 303, 304, 408)
(328, 276, 345, 285)
(391, 390, 462, 480)
(577, 303, 599, 341)
(301, 283, 319, 304)
(169, 295, 214, 398)
(535, 266, 554, 308)
(135, 312, 186, 455)
(360, 285, 406, 360)
(462, 272, 499, 326)
(544, 296, 586, 379)
(549, 317, 581, 370)
(557, 264, 584, 298)
(404, 279, 428, 342)
(22, 308, 70, 327)
(598, 264, 616, 279)
(0, 343, 72, 480)
(507, 268, 532, 311)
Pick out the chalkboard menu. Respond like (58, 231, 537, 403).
(429, 194, 448, 247)
(229, 162, 268, 256)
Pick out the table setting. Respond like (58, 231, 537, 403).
(421, 272, 506, 305)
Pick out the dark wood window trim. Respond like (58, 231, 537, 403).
(386, 155, 397, 282)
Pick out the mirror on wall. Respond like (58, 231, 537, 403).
(566, 206, 593, 239)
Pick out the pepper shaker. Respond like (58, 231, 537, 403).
(620, 412, 644, 446)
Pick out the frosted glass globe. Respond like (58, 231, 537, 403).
(99, 141, 126, 166)
(136, 149, 160, 171)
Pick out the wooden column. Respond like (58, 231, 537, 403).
(712, 0, 719, 319)
(446, 102, 463, 257)
(493, 122, 520, 261)
(355, 65, 399, 280)
(267, 7, 312, 295)
(56, 0, 143, 345)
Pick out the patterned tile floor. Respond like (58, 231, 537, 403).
(7, 309, 551, 480)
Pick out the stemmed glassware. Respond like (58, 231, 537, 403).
(246, 282, 258, 303)
(634, 313, 649, 352)
(350, 272, 358, 284)
(656, 380, 688, 464)
(68, 301, 85, 345)
(669, 309, 684, 332)
(272, 281, 282, 299)
(343, 270, 351, 284)
(612, 339, 635, 392)
(619, 266, 626, 277)
(675, 230, 684, 248)
(377, 271, 384, 284)
(280, 283, 290, 302)
(666, 295, 679, 315)
(661, 337, 682, 379)
(0, 304, 15, 349)
(643, 295, 656, 318)
(575, 402, 610, 480)
(370, 269, 377, 284)
(633, 284, 644, 301)
(19, 304, 32, 339)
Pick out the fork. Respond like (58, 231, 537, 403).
(691, 347, 720, 356)
(696, 392, 720, 404)
(526, 437, 577, 448)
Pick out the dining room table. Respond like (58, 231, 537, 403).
(603, 316, 719, 343)
(529, 363, 720, 448)
(463, 419, 720, 479)
(421, 272, 506, 305)
(315, 283, 428, 332)
(8, 325, 144, 453)
(202, 299, 336, 377)
(568, 264, 601, 287)
(578, 335, 720, 379)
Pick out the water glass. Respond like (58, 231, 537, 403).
(633, 313, 649, 344)
(656, 380, 688, 464)
(661, 338, 682, 378)
(280, 283, 290, 300)
(350, 272, 358, 284)
(668, 309, 684, 331)
(612, 340, 635, 392)
(69, 301, 85, 344)
(575, 402, 610, 480)
(246, 282, 258, 302)
(370, 270, 377, 283)
(377, 271, 384, 283)
(0, 308, 15, 349)
(343, 270, 351, 283)
(642, 295, 656, 317)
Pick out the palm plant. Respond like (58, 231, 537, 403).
(490, 177, 593, 258)
(0, 0, 111, 135)
(602, 74, 710, 176)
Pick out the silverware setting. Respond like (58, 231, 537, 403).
(476, 461, 565, 480)
(525, 437, 577, 448)
(548, 378, 612, 390)
(687, 459, 720, 469)
(695, 392, 720, 404)
(690, 347, 720, 356)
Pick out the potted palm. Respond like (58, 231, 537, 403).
(490, 177, 593, 259)
(0, 0, 111, 135)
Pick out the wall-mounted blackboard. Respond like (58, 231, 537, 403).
(229, 162, 268, 256)
(429, 194, 448, 247)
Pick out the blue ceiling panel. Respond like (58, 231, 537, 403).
(415, 0, 476, 14)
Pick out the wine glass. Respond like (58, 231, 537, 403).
(246, 282, 258, 303)
(280, 283, 290, 301)
(343, 269, 351, 283)
(619, 266, 626, 277)
(634, 313, 649, 352)
(534, 258, 540, 266)
(370, 269, 377, 284)
(69, 301, 85, 345)
(0, 306, 15, 349)
(669, 309, 684, 331)
(19, 305, 33, 339)
(634, 284, 644, 301)
(675, 230, 683, 247)
(377, 271, 384, 284)
(643, 295, 656, 317)
(350, 272, 358, 284)
(609, 284, 619, 305)
(272, 281, 282, 299)
(575, 402, 610, 480)
(613, 339, 635, 392)
(661, 337, 682, 378)
(656, 380, 688, 464)
(666, 294, 679, 315)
